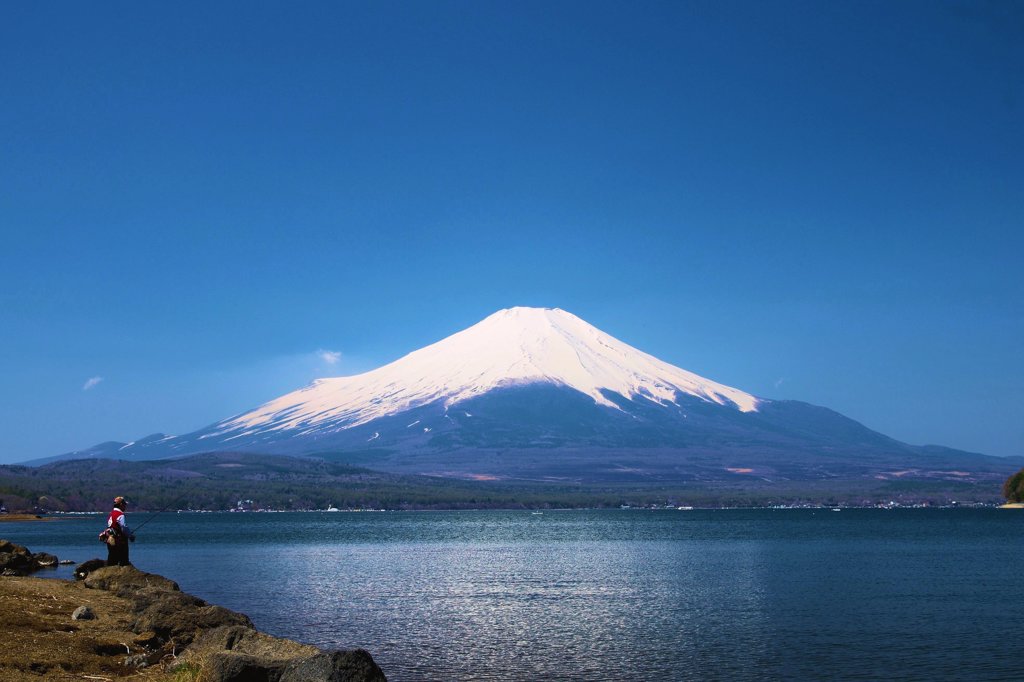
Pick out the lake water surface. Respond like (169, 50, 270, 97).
(9, 509, 1021, 681)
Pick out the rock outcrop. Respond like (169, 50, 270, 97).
(73, 558, 107, 580)
(80, 565, 387, 681)
(83, 565, 180, 594)
(180, 625, 386, 682)
(0, 539, 60, 576)
(84, 566, 252, 648)
(71, 605, 95, 620)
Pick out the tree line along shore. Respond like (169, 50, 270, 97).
(1, 452, 1020, 513)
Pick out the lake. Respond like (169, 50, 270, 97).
(7, 508, 1021, 681)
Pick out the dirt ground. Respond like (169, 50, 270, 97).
(0, 576, 178, 681)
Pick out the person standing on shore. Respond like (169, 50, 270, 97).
(105, 496, 135, 566)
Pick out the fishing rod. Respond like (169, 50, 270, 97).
(131, 483, 205, 534)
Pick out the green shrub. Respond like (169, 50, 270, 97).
(173, 662, 202, 682)
(1003, 468, 1024, 503)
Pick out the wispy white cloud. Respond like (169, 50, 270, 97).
(82, 376, 104, 391)
(774, 377, 787, 389)
(318, 349, 342, 365)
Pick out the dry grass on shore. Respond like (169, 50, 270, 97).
(0, 576, 177, 681)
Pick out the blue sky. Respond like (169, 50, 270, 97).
(1, 1, 1021, 463)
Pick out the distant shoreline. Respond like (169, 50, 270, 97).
(3, 504, 1012, 519)
(0, 513, 53, 522)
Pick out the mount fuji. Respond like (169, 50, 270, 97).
(43, 307, 1018, 484)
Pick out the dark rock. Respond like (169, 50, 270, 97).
(72, 606, 96, 620)
(33, 551, 59, 567)
(59, 559, 74, 565)
(185, 605, 253, 641)
(74, 558, 107, 580)
(2, 567, 24, 577)
(188, 626, 386, 682)
(0, 542, 61, 574)
(190, 625, 263, 652)
(280, 649, 387, 682)
(202, 652, 285, 682)
(0, 552, 26, 568)
(189, 624, 313, 659)
(129, 586, 205, 615)
(0, 539, 23, 554)
(132, 596, 252, 646)
(0, 540, 33, 572)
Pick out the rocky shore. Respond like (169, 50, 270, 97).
(0, 539, 61, 575)
(0, 540, 387, 681)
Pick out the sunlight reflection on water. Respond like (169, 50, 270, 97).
(11, 509, 1023, 681)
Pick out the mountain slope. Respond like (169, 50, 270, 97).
(39, 307, 1020, 485)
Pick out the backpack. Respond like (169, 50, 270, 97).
(98, 528, 117, 546)
(100, 509, 124, 546)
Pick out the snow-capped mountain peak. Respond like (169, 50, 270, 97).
(208, 307, 759, 440)
(41, 308, 1012, 490)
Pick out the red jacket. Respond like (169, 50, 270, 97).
(107, 508, 129, 540)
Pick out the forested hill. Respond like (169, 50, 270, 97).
(0, 451, 524, 512)
(0, 451, 1010, 512)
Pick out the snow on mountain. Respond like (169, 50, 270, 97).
(37, 306, 1020, 486)
(206, 307, 760, 442)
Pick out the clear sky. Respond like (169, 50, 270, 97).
(2, 1, 1021, 463)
